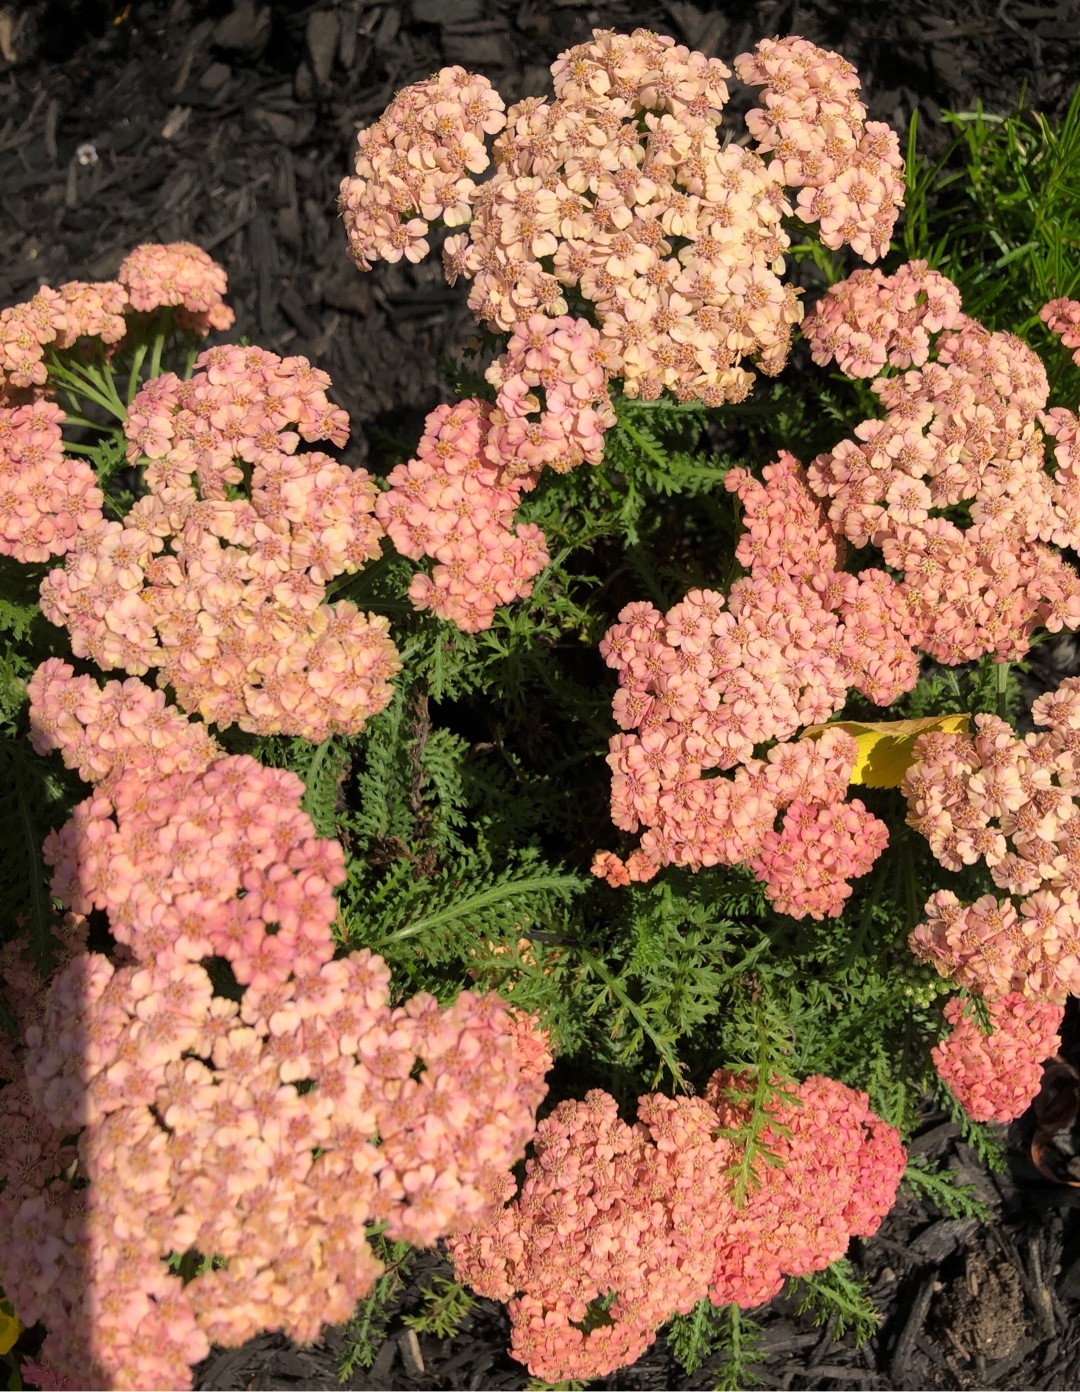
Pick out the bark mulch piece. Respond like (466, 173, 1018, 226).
(4, 0, 1080, 1389)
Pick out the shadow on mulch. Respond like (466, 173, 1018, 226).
(4, 0, 1080, 1387)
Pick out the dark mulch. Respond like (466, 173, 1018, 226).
(4, 0, 1080, 1387)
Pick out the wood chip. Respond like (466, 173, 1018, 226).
(398, 1328, 425, 1377)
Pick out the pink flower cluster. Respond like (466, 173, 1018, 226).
(904, 679, 1080, 1002)
(339, 66, 507, 269)
(39, 344, 400, 739)
(448, 1069, 904, 1382)
(0, 938, 549, 1390)
(932, 993, 1063, 1123)
(28, 657, 221, 791)
(592, 453, 909, 908)
(0, 244, 233, 399)
(0, 398, 104, 561)
(1041, 296, 1080, 366)
(805, 261, 1080, 663)
(376, 398, 550, 631)
(803, 260, 963, 377)
(735, 36, 904, 261)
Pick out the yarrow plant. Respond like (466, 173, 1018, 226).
(1, 25, 1079, 1392)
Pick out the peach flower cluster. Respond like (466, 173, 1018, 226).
(0, 244, 233, 399)
(0, 937, 549, 1391)
(802, 260, 962, 377)
(0, 398, 104, 561)
(592, 453, 908, 906)
(375, 398, 550, 631)
(735, 36, 904, 261)
(27, 656, 222, 792)
(40, 344, 400, 739)
(343, 30, 904, 410)
(448, 1069, 904, 1382)
(904, 678, 1080, 1002)
(340, 66, 506, 269)
(805, 262, 1080, 663)
(932, 993, 1063, 1123)
(43, 752, 345, 990)
(1041, 296, 1080, 366)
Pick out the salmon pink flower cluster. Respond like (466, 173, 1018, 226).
(931, 993, 1063, 1122)
(339, 66, 506, 270)
(735, 36, 904, 261)
(0, 935, 549, 1390)
(803, 260, 963, 377)
(805, 261, 1080, 663)
(376, 398, 550, 632)
(448, 1070, 904, 1382)
(27, 657, 222, 791)
(1041, 296, 1080, 366)
(342, 31, 904, 409)
(904, 680, 1080, 1002)
(592, 453, 909, 908)
(0, 243, 233, 399)
(0, 399, 104, 562)
(39, 344, 400, 739)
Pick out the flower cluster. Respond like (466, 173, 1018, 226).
(932, 993, 1063, 1122)
(342, 30, 903, 410)
(735, 36, 904, 261)
(376, 398, 550, 631)
(803, 260, 963, 377)
(40, 344, 399, 739)
(28, 657, 221, 792)
(0, 940, 549, 1390)
(805, 261, 1080, 663)
(592, 453, 906, 908)
(448, 1070, 904, 1382)
(0, 399, 104, 562)
(1041, 296, 1080, 366)
(0, 244, 233, 400)
(904, 678, 1080, 1002)
(340, 66, 506, 269)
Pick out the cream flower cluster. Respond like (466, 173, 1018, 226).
(39, 345, 399, 739)
(805, 261, 1080, 664)
(342, 31, 904, 410)
(932, 993, 1063, 1122)
(592, 453, 910, 908)
(1041, 296, 1080, 366)
(28, 657, 222, 791)
(0, 399, 104, 562)
(904, 679, 1080, 1002)
(448, 1070, 904, 1382)
(0, 244, 233, 398)
(0, 938, 549, 1391)
(376, 398, 550, 631)
(339, 65, 507, 269)
(735, 36, 905, 261)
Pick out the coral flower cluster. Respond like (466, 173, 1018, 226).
(803, 261, 1080, 664)
(0, 243, 234, 398)
(0, 939, 549, 1390)
(39, 344, 399, 739)
(904, 677, 1080, 1002)
(448, 1070, 904, 1382)
(342, 30, 903, 409)
(592, 452, 911, 911)
(931, 993, 1063, 1123)
(376, 398, 550, 631)
(1041, 296, 1080, 366)
(0, 398, 104, 562)
(735, 37, 905, 261)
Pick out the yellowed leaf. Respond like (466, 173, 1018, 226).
(801, 713, 972, 788)
(0, 1297, 21, 1355)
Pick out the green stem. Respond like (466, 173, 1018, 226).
(47, 361, 126, 421)
(126, 342, 148, 404)
(995, 659, 1010, 720)
(148, 328, 167, 382)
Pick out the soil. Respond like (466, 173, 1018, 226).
(4, 0, 1080, 1388)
